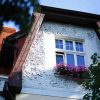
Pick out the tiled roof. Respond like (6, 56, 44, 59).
(0, 27, 16, 48)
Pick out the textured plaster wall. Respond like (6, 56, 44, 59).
(22, 22, 100, 98)
(42, 22, 100, 67)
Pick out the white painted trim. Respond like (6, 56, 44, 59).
(55, 35, 84, 42)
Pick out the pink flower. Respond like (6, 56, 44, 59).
(54, 63, 88, 77)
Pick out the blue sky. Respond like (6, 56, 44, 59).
(3, 0, 100, 31)
(3, 21, 20, 31)
(3, 6, 33, 32)
(39, 0, 100, 15)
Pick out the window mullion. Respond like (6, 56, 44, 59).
(73, 41, 77, 66)
(63, 40, 66, 64)
(74, 54, 77, 66)
(73, 41, 76, 52)
(63, 39, 65, 50)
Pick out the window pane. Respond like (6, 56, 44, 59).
(76, 47, 79, 51)
(56, 55, 63, 64)
(55, 39, 63, 49)
(65, 41, 73, 50)
(80, 47, 83, 52)
(66, 54, 75, 66)
(75, 42, 83, 52)
(77, 55, 85, 66)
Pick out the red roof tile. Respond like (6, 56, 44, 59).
(0, 27, 16, 48)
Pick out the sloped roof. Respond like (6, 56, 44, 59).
(0, 27, 16, 48)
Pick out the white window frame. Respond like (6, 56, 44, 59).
(55, 36, 86, 66)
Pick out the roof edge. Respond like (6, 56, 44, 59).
(38, 5, 100, 29)
(40, 5, 100, 18)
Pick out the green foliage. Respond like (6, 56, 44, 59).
(97, 28, 100, 33)
(0, 0, 38, 33)
(82, 53, 100, 100)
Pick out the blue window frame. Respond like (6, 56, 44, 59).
(55, 39, 63, 49)
(77, 55, 85, 66)
(66, 54, 75, 66)
(56, 54, 64, 64)
(65, 41, 73, 50)
(75, 42, 83, 52)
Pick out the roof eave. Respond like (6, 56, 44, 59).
(39, 5, 100, 27)
(38, 5, 100, 39)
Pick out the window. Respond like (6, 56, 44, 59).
(56, 54, 64, 64)
(55, 39, 63, 49)
(66, 54, 75, 66)
(65, 41, 73, 50)
(77, 55, 85, 66)
(75, 42, 83, 52)
(55, 38, 85, 67)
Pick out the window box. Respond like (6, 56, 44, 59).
(54, 63, 88, 79)
(54, 63, 67, 75)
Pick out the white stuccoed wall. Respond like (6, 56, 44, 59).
(42, 22, 100, 67)
(22, 22, 100, 99)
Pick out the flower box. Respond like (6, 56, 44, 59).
(54, 63, 88, 79)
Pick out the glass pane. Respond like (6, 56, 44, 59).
(76, 47, 79, 51)
(80, 47, 83, 52)
(59, 44, 63, 49)
(59, 40, 63, 44)
(55, 39, 63, 49)
(77, 55, 85, 66)
(56, 55, 63, 64)
(65, 41, 73, 50)
(75, 42, 83, 52)
(66, 54, 75, 66)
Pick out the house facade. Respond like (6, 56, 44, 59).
(0, 5, 100, 100)
(17, 6, 100, 100)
